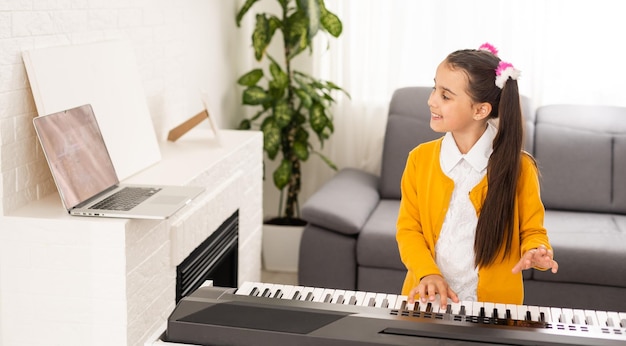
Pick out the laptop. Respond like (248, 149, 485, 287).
(33, 104, 205, 219)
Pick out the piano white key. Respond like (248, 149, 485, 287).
(385, 294, 398, 309)
(550, 307, 563, 323)
(331, 290, 346, 304)
(235, 281, 257, 296)
(457, 301, 472, 316)
(483, 302, 495, 318)
(449, 301, 463, 315)
(353, 291, 366, 306)
(607, 311, 621, 327)
(363, 292, 377, 307)
(572, 309, 586, 325)
(596, 310, 609, 326)
(278, 285, 295, 300)
(505, 304, 526, 320)
(342, 290, 357, 305)
(374, 293, 388, 308)
(471, 301, 484, 317)
(584, 309, 600, 326)
(561, 308, 575, 324)
(296, 286, 313, 301)
(527, 306, 541, 322)
(289, 285, 305, 300)
(394, 295, 408, 310)
(539, 306, 552, 323)
(268, 284, 284, 298)
(494, 303, 507, 319)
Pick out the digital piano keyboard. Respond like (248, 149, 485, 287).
(166, 281, 626, 346)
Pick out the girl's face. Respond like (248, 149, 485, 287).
(428, 61, 485, 136)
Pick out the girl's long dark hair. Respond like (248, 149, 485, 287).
(445, 49, 524, 268)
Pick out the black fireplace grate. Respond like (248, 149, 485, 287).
(176, 210, 238, 302)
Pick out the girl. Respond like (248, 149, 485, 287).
(396, 43, 558, 307)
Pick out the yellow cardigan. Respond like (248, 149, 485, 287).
(396, 137, 552, 304)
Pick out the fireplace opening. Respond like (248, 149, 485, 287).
(176, 210, 238, 302)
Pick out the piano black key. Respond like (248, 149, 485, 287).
(323, 293, 332, 303)
(349, 296, 357, 305)
(492, 308, 499, 319)
(446, 304, 452, 314)
(261, 288, 271, 297)
(540, 312, 546, 323)
(335, 295, 345, 304)
(479, 307, 486, 318)
(249, 287, 259, 297)
(273, 290, 283, 299)
(381, 299, 389, 308)
(291, 291, 301, 300)
(368, 297, 376, 307)
(305, 292, 314, 301)
(459, 305, 466, 316)
(526, 311, 532, 321)
(506, 309, 512, 320)
(426, 302, 433, 313)
(400, 300, 407, 311)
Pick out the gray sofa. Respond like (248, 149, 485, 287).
(299, 86, 626, 313)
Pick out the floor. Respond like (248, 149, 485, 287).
(261, 269, 298, 285)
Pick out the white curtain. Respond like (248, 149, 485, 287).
(300, 0, 626, 201)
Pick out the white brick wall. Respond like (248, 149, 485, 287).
(0, 0, 241, 215)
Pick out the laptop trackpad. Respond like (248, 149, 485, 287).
(151, 195, 188, 205)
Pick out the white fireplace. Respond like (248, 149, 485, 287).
(0, 129, 263, 346)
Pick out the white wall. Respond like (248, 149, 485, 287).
(0, 0, 245, 215)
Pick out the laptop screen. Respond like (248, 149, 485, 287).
(33, 104, 119, 210)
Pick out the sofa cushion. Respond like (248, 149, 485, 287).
(301, 168, 380, 235)
(380, 87, 439, 200)
(356, 200, 404, 270)
(534, 105, 626, 213)
(532, 210, 626, 288)
(615, 135, 626, 214)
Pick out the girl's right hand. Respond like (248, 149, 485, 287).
(407, 274, 459, 307)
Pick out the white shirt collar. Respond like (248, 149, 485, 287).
(440, 122, 497, 174)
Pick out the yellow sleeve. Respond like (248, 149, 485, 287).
(517, 153, 553, 257)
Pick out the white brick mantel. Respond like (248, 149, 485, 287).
(0, 129, 263, 346)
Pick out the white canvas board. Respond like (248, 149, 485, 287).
(22, 39, 161, 180)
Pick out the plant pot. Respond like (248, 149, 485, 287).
(262, 223, 304, 273)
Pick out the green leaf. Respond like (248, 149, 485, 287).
(238, 119, 251, 130)
(261, 119, 281, 159)
(243, 86, 269, 105)
(293, 140, 309, 161)
(235, 0, 259, 27)
(237, 69, 264, 86)
(273, 99, 291, 128)
(285, 12, 309, 58)
(297, 0, 321, 42)
(309, 102, 327, 133)
(273, 159, 292, 190)
(253, 14, 271, 61)
(320, 10, 342, 37)
(315, 151, 338, 170)
(269, 58, 288, 89)
(295, 127, 309, 143)
(294, 88, 313, 108)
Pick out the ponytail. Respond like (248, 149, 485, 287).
(474, 79, 523, 267)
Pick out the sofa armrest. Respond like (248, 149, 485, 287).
(301, 168, 380, 235)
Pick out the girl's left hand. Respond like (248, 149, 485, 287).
(511, 245, 558, 274)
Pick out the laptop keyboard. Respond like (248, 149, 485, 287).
(89, 187, 161, 211)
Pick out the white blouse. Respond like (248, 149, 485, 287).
(435, 123, 496, 301)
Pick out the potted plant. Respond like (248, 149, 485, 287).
(235, 0, 347, 271)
